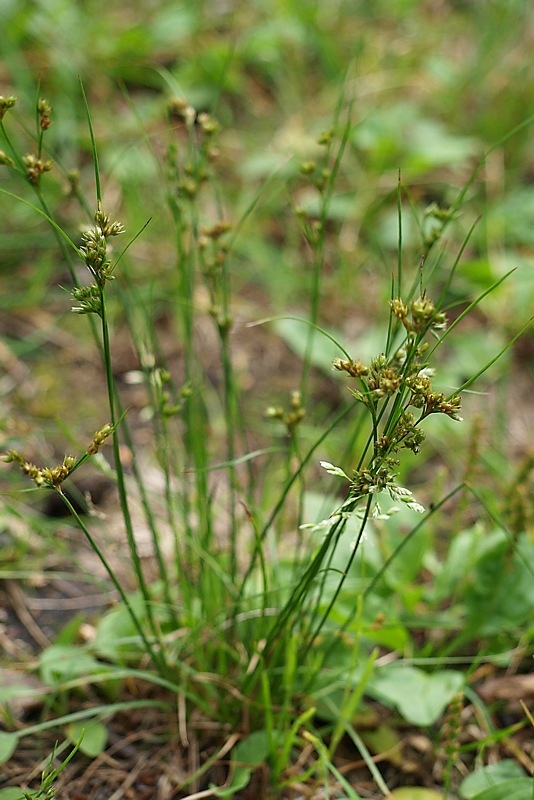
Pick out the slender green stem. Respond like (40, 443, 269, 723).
(99, 285, 168, 671)
(55, 489, 162, 668)
(242, 497, 356, 694)
(310, 485, 465, 681)
(239, 401, 356, 600)
(120, 408, 178, 625)
(219, 326, 240, 583)
(302, 494, 373, 658)
(80, 78, 102, 205)
(300, 114, 352, 396)
(396, 169, 403, 296)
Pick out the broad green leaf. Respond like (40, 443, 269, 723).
(233, 730, 269, 766)
(212, 731, 269, 798)
(361, 619, 410, 652)
(93, 602, 145, 663)
(240, 151, 297, 180)
(352, 103, 477, 174)
(390, 789, 443, 799)
(212, 765, 252, 798)
(336, 592, 410, 652)
(0, 732, 19, 764)
(55, 613, 86, 646)
(460, 762, 527, 799)
(405, 118, 478, 171)
(67, 720, 108, 757)
(462, 532, 534, 636)
(467, 779, 534, 800)
(39, 645, 103, 686)
(487, 188, 534, 246)
(293, 193, 360, 222)
(433, 526, 484, 602)
(0, 788, 25, 800)
(367, 665, 464, 726)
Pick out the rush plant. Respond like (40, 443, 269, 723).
(1, 89, 531, 797)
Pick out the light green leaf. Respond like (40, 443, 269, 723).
(212, 765, 252, 798)
(93, 601, 144, 662)
(54, 613, 86, 646)
(460, 762, 527, 799)
(233, 730, 269, 766)
(67, 720, 108, 757)
(212, 731, 269, 799)
(390, 789, 443, 799)
(39, 645, 103, 686)
(467, 779, 534, 800)
(460, 531, 534, 636)
(0, 788, 25, 800)
(0, 732, 19, 764)
(368, 665, 464, 725)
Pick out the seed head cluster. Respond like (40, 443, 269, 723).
(167, 99, 220, 199)
(389, 294, 447, 334)
(0, 95, 17, 121)
(333, 294, 461, 505)
(0, 96, 55, 185)
(3, 451, 76, 487)
(37, 97, 52, 130)
(266, 391, 306, 434)
(22, 153, 52, 185)
(3, 424, 113, 489)
(72, 209, 125, 315)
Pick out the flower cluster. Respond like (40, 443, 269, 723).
(3, 451, 76, 488)
(423, 203, 457, 249)
(17, 97, 54, 184)
(72, 209, 125, 313)
(94, 209, 125, 238)
(328, 294, 462, 512)
(0, 95, 17, 121)
(406, 378, 463, 421)
(37, 97, 52, 130)
(332, 358, 368, 378)
(22, 153, 52, 185)
(316, 461, 426, 529)
(367, 354, 403, 397)
(351, 463, 395, 496)
(389, 293, 447, 334)
(3, 424, 114, 488)
(266, 391, 306, 434)
(80, 227, 111, 279)
(86, 423, 114, 455)
(167, 99, 221, 198)
(348, 463, 425, 514)
(334, 295, 461, 425)
(0, 96, 54, 185)
(0, 150, 14, 167)
(71, 283, 103, 316)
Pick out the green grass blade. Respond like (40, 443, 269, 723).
(453, 316, 533, 395)
(79, 78, 101, 205)
(0, 189, 79, 253)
